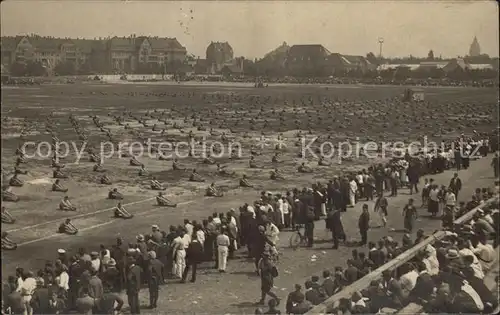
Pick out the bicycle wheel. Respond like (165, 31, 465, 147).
(289, 232, 301, 249)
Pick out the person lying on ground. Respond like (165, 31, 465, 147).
(51, 157, 65, 168)
(240, 175, 253, 188)
(93, 162, 106, 172)
(230, 148, 240, 159)
(114, 202, 134, 219)
(59, 196, 76, 211)
(249, 156, 258, 168)
(1, 232, 17, 250)
(100, 174, 112, 185)
(151, 177, 165, 190)
(129, 156, 141, 166)
(298, 162, 313, 173)
(2, 188, 19, 202)
(189, 169, 205, 182)
(156, 192, 177, 207)
(9, 174, 24, 187)
(53, 166, 68, 179)
(270, 169, 285, 180)
(217, 163, 234, 176)
(108, 188, 124, 200)
(173, 158, 186, 171)
(52, 179, 68, 192)
(58, 219, 78, 235)
(139, 164, 148, 176)
(206, 183, 224, 197)
(1, 206, 15, 224)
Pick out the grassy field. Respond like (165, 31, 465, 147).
(1, 82, 498, 313)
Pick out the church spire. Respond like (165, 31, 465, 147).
(469, 36, 481, 57)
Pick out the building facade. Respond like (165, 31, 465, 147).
(206, 41, 234, 74)
(0, 35, 187, 75)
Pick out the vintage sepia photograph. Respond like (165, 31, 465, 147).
(1, 0, 499, 314)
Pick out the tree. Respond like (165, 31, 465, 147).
(54, 61, 76, 76)
(78, 60, 93, 75)
(10, 62, 27, 77)
(427, 50, 434, 60)
(25, 61, 47, 77)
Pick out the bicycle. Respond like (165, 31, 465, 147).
(289, 225, 308, 249)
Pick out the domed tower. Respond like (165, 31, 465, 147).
(469, 36, 481, 57)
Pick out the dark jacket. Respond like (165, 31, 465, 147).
(31, 287, 50, 314)
(358, 212, 370, 231)
(321, 278, 336, 297)
(98, 291, 124, 314)
(126, 264, 142, 294)
(305, 289, 323, 305)
(286, 291, 305, 314)
(186, 240, 204, 264)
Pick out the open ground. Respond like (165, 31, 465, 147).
(1, 82, 497, 313)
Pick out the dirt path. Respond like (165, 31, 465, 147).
(1, 155, 495, 314)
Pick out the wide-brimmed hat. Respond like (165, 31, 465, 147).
(136, 234, 145, 241)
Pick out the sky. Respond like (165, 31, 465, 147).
(1, 0, 498, 59)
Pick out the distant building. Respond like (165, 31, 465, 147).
(326, 53, 373, 74)
(206, 41, 234, 74)
(1, 36, 34, 66)
(285, 44, 331, 76)
(469, 36, 481, 57)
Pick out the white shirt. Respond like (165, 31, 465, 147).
(265, 223, 280, 245)
(423, 255, 440, 276)
(459, 248, 484, 279)
(355, 174, 363, 184)
(91, 258, 101, 273)
(196, 229, 205, 246)
(429, 189, 440, 202)
(213, 217, 221, 225)
(399, 270, 419, 292)
(16, 277, 24, 292)
(185, 223, 194, 236)
(216, 234, 230, 247)
(182, 234, 191, 249)
(281, 200, 290, 214)
(20, 277, 37, 296)
(445, 192, 456, 206)
(349, 180, 358, 193)
(57, 271, 70, 290)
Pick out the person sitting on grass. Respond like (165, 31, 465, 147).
(206, 183, 223, 197)
(108, 188, 124, 200)
(114, 202, 134, 219)
(217, 163, 234, 176)
(89, 152, 99, 163)
(270, 168, 285, 180)
(1, 232, 17, 250)
(58, 219, 78, 235)
(16, 155, 27, 165)
(151, 177, 165, 190)
(298, 162, 313, 173)
(100, 174, 112, 185)
(203, 153, 216, 165)
(230, 148, 240, 159)
(240, 175, 253, 188)
(93, 162, 106, 172)
(156, 192, 177, 207)
(129, 156, 141, 166)
(13, 165, 28, 175)
(189, 169, 205, 182)
(271, 153, 280, 163)
(52, 179, 68, 192)
(318, 157, 331, 166)
(173, 158, 186, 171)
(1, 206, 15, 224)
(59, 196, 76, 211)
(9, 174, 24, 187)
(51, 156, 65, 168)
(249, 156, 258, 169)
(138, 164, 149, 177)
(2, 188, 19, 202)
(53, 166, 68, 179)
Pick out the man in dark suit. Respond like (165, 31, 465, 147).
(126, 258, 142, 314)
(182, 234, 203, 283)
(344, 259, 359, 285)
(381, 270, 404, 308)
(358, 204, 370, 245)
(449, 173, 462, 199)
(31, 279, 50, 314)
(304, 280, 322, 305)
(321, 270, 335, 297)
(147, 251, 163, 309)
(286, 284, 304, 314)
(98, 286, 124, 314)
(410, 262, 435, 303)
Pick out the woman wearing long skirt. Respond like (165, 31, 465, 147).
(402, 199, 417, 233)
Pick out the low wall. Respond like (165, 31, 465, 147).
(306, 197, 499, 314)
